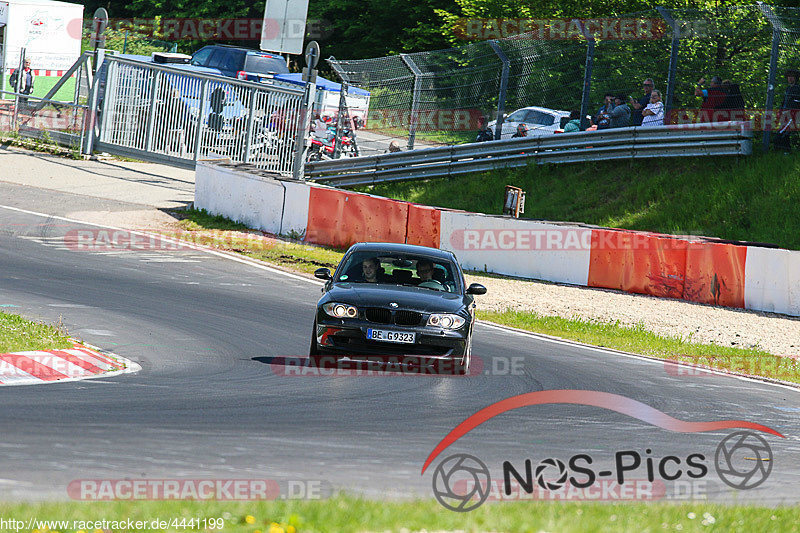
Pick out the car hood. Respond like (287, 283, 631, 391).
(326, 283, 465, 314)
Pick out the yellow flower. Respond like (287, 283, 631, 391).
(245, 515, 257, 524)
(268, 525, 284, 533)
(287, 527, 296, 533)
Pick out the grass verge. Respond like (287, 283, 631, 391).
(354, 152, 800, 251)
(0, 311, 73, 353)
(0, 496, 797, 532)
(479, 310, 800, 384)
(168, 208, 344, 275)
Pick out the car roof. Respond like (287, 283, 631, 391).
(202, 45, 282, 58)
(513, 106, 570, 116)
(348, 242, 456, 261)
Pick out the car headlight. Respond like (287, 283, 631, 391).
(322, 302, 358, 318)
(427, 313, 466, 329)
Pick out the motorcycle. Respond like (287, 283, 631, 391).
(307, 124, 359, 162)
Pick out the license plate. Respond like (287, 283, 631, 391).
(367, 329, 416, 344)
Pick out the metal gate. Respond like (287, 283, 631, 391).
(96, 56, 305, 175)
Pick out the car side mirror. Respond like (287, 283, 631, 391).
(314, 268, 332, 280)
(466, 283, 487, 295)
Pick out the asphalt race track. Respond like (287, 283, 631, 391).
(1, 185, 799, 505)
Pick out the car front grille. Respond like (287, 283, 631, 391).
(365, 307, 392, 324)
(364, 308, 422, 326)
(394, 310, 422, 326)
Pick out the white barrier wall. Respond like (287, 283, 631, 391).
(280, 180, 311, 238)
(439, 211, 592, 286)
(195, 161, 286, 235)
(744, 246, 800, 317)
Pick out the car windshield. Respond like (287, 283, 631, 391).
(244, 54, 289, 75)
(335, 252, 459, 293)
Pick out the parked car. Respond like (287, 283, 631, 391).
(488, 106, 570, 139)
(310, 242, 487, 374)
(190, 45, 289, 81)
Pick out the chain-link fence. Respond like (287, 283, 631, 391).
(328, 4, 800, 152)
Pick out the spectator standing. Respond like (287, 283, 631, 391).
(641, 90, 664, 127)
(9, 58, 35, 106)
(563, 109, 581, 132)
(594, 93, 614, 130)
(775, 68, 800, 152)
(698, 76, 726, 122)
(610, 95, 631, 128)
(630, 78, 654, 126)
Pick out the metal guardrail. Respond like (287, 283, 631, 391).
(96, 56, 305, 175)
(305, 122, 754, 187)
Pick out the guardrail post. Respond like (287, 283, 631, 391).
(488, 40, 510, 141)
(577, 21, 595, 131)
(657, 7, 680, 124)
(759, 2, 782, 152)
(400, 54, 424, 150)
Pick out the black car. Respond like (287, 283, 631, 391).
(310, 242, 487, 374)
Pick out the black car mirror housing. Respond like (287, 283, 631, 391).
(314, 268, 332, 280)
(466, 283, 487, 295)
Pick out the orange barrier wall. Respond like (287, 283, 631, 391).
(406, 205, 441, 248)
(305, 187, 409, 249)
(587, 230, 687, 298)
(683, 242, 747, 308)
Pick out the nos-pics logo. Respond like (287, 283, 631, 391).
(423, 390, 783, 511)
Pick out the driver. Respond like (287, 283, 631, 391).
(362, 257, 382, 283)
(416, 259, 435, 282)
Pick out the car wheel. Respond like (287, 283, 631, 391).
(455, 331, 472, 375)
